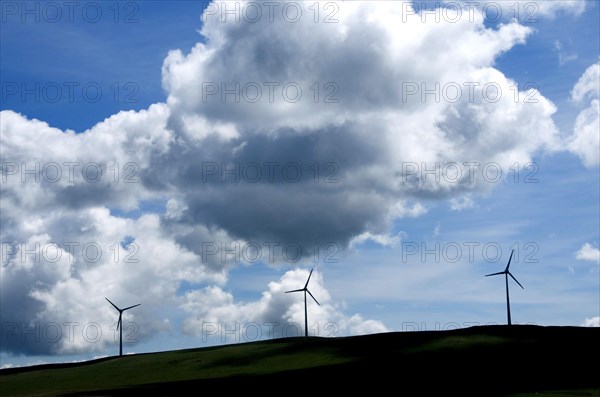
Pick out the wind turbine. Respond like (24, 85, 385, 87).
(485, 250, 524, 325)
(105, 297, 140, 356)
(285, 268, 320, 337)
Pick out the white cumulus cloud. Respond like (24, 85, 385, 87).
(575, 243, 600, 264)
(181, 269, 388, 340)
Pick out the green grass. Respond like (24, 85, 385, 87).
(1, 339, 356, 396)
(1, 325, 599, 396)
(1, 341, 350, 395)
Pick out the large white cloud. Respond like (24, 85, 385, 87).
(181, 269, 388, 342)
(157, 0, 560, 256)
(0, 206, 226, 355)
(0, 0, 579, 357)
(0, 104, 171, 213)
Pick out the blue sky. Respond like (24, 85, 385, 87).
(1, 1, 599, 368)
(1, 2, 205, 131)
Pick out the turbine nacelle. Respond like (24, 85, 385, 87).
(484, 250, 524, 289)
(285, 268, 320, 305)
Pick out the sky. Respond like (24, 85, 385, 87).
(0, 0, 599, 368)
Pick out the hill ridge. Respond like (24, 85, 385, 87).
(1, 325, 599, 396)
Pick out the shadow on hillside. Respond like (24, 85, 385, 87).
(55, 326, 599, 397)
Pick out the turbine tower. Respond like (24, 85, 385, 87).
(105, 297, 141, 356)
(285, 268, 320, 337)
(485, 250, 524, 325)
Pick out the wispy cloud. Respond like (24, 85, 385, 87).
(450, 196, 476, 212)
(350, 231, 406, 248)
(554, 40, 578, 66)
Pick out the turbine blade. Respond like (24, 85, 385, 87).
(485, 271, 505, 277)
(117, 316, 121, 331)
(285, 289, 304, 293)
(123, 303, 141, 311)
(505, 250, 514, 272)
(307, 289, 320, 306)
(508, 272, 524, 289)
(105, 297, 121, 311)
(304, 268, 314, 289)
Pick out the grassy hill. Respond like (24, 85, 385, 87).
(1, 325, 599, 396)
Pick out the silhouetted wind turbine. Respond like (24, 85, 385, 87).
(105, 297, 140, 356)
(485, 250, 524, 325)
(285, 268, 320, 337)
